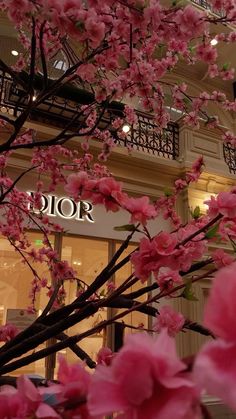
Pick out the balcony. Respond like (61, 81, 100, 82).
(223, 143, 236, 174)
(191, 0, 224, 17)
(0, 69, 179, 161)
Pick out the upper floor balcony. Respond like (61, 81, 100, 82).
(1, 66, 235, 176)
(191, 0, 224, 17)
(0, 68, 179, 162)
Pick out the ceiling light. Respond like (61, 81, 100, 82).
(210, 38, 218, 46)
(53, 60, 68, 71)
(11, 50, 19, 56)
(73, 260, 82, 266)
(122, 124, 131, 133)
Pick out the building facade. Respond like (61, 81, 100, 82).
(0, 3, 236, 417)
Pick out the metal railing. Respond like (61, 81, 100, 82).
(0, 69, 179, 161)
(115, 113, 179, 160)
(223, 143, 236, 174)
(191, 0, 225, 17)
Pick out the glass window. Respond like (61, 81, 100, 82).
(0, 232, 54, 376)
(0, 232, 152, 378)
(58, 236, 108, 365)
(114, 242, 149, 337)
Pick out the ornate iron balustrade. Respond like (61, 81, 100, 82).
(115, 113, 179, 160)
(0, 69, 179, 160)
(191, 0, 224, 16)
(223, 143, 236, 174)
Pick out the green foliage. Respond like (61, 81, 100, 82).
(191, 206, 201, 220)
(114, 224, 137, 232)
(181, 281, 198, 301)
(205, 223, 219, 239)
(222, 62, 230, 71)
(163, 187, 173, 197)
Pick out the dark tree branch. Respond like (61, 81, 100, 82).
(0, 166, 38, 204)
(39, 21, 48, 89)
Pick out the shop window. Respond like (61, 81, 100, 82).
(0, 232, 54, 377)
(58, 235, 108, 366)
(113, 243, 149, 338)
(0, 233, 151, 378)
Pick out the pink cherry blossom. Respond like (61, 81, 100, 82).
(97, 347, 114, 366)
(124, 196, 157, 225)
(196, 44, 218, 64)
(0, 323, 19, 342)
(203, 262, 236, 341)
(153, 232, 177, 256)
(192, 262, 236, 412)
(194, 339, 236, 413)
(131, 236, 161, 282)
(156, 269, 183, 292)
(212, 248, 234, 268)
(56, 355, 93, 418)
(64, 172, 89, 197)
(76, 63, 97, 83)
(17, 375, 60, 418)
(205, 191, 236, 218)
(88, 330, 200, 418)
(153, 306, 185, 336)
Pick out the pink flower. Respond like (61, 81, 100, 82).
(203, 263, 236, 341)
(222, 131, 236, 146)
(194, 339, 236, 412)
(17, 375, 59, 418)
(212, 249, 234, 268)
(156, 269, 183, 292)
(131, 237, 161, 282)
(52, 260, 76, 281)
(124, 196, 157, 225)
(153, 306, 185, 337)
(58, 354, 90, 389)
(65, 172, 89, 197)
(175, 6, 206, 38)
(196, 44, 218, 64)
(204, 195, 219, 217)
(193, 263, 236, 412)
(88, 330, 199, 418)
(205, 191, 236, 219)
(174, 179, 187, 192)
(184, 112, 199, 129)
(153, 232, 177, 256)
(56, 356, 92, 417)
(85, 18, 105, 48)
(0, 323, 19, 342)
(217, 192, 236, 218)
(97, 347, 114, 365)
(93, 177, 126, 211)
(77, 63, 97, 83)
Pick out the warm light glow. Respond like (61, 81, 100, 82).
(73, 260, 82, 266)
(32, 95, 36, 101)
(122, 124, 131, 133)
(11, 50, 19, 56)
(210, 38, 218, 46)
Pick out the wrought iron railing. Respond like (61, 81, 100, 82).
(190, 0, 224, 17)
(0, 69, 179, 160)
(115, 113, 179, 160)
(223, 143, 236, 174)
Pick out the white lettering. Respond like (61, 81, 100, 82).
(27, 192, 95, 223)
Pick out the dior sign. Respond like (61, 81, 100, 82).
(27, 192, 95, 223)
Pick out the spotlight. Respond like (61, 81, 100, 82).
(122, 124, 131, 133)
(11, 50, 19, 56)
(210, 38, 218, 46)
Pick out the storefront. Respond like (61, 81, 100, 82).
(0, 182, 170, 377)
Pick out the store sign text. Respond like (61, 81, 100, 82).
(27, 192, 95, 223)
